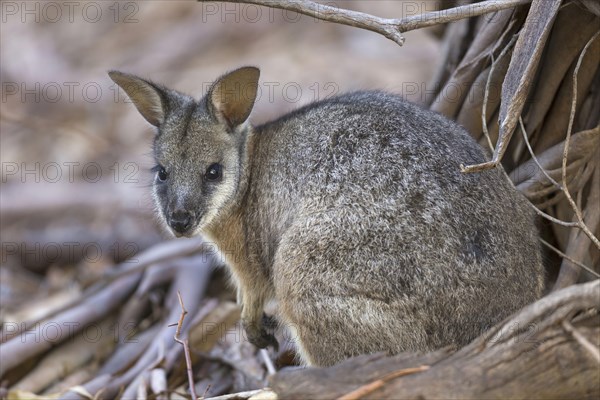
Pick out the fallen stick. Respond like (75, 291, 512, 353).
(2, 237, 208, 344)
(0, 272, 141, 378)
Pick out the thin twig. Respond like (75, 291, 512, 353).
(201, 384, 213, 399)
(561, 30, 600, 250)
(174, 291, 199, 400)
(482, 117, 579, 228)
(517, 117, 589, 229)
(540, 239, 599, 279)
(531, 206, 580, 227)
(198, 0, 531, 46)
(204, 389, 274, 400)
(478, 38, 584, 232)
(562, 319, 600, 364)
(260, 349, 277, 376)
(337, 365, 430, 400)
(519, 118, 563, 191)
(481, 34, 518, 152)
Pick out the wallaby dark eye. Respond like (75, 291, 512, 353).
(157, 166, 167, 182)
(205, 163, 222, 182)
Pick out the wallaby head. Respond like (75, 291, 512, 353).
(109, 67, 260, 237)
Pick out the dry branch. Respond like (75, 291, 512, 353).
(55, 255, 215, 399)
(461, 0, 561, 172)
(198, 0, 531, 46)
(541, 239, 598, 280)
(523, 4, 600, 136)
(512, 126, 599, 202)
(431, 5, 519, 119)
(480, 35, 518, 150)
(560, 30, 600, 249)
(1, 237, 208, 344)
(337, 365, 430, 400)
(11, 318, 116, 394)
(188, 301, 240, 353)
(553, 167, 600, 289)
(0, 272, 141, 378)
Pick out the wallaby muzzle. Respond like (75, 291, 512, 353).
(168, 208, 195, 235)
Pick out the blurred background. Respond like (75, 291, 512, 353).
(0, 0, 440, 345)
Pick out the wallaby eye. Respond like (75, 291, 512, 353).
(205, 163, 222, 182)
(156, 166, 167, 182)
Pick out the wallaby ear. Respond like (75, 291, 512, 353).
(108, 70, 167, 127)
(208, 66, 260, 129)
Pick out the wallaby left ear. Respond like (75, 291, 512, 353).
(108, 70, 168, 127)
(208, 66, 260, 129)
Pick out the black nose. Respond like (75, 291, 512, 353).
(170, 209, 192, 234)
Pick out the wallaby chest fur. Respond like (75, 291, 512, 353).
(110, 67, 544, 367)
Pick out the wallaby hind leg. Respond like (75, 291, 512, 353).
(275, 279, 430, 367)
(277, 296, 389, 366)
(272, 231, 429, 367)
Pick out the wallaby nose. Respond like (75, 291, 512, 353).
(169, 209, 192, 234)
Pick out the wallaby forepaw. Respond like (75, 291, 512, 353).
(243, 320, 279, 351)
(250, 330, 279, 352)
(262, 313, 278, 330)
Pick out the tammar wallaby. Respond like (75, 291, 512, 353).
(109, 67, 544, 367)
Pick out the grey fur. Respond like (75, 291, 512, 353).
(109, 67, 544, 367)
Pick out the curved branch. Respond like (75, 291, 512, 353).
(560, 30, 600, 250)
(198, 0, 532, 46)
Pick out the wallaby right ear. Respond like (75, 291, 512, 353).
(108, 70, 167, 127)
(208, 66, 260, 130)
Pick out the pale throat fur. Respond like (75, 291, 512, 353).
(201, 124, 274, 299)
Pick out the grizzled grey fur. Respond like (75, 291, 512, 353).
(109, 67, 544, 367)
